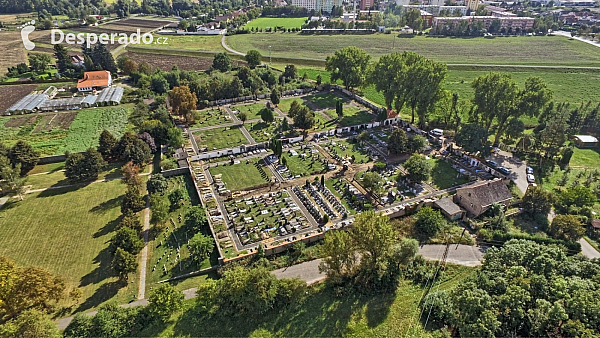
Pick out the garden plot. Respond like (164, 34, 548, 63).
(191, 108, 232, 128)
(209, 160, 270, 191)
(225, 191, 309, 245)
(323, 139, 371, 164)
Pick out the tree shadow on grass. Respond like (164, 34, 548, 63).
(75, 280, 123, 313)
(90, 196, 123, 214)
(75, 243, 119, 313)
(36, 181, 90, 198)
(169, 285, 396, 337)
(93, 215, 121, 238)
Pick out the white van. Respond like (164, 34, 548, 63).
(429, 129, 443, 137)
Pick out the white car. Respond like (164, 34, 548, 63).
(526, 166, 533, 174)
(527, 174, 535, 183)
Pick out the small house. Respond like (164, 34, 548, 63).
(77, 70, 112, 92)
(454, 179, 512, 218)
(434, 196, 463, 221)
(573, 135, 598, 148)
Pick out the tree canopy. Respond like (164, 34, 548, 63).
(325, 46, 370, 90)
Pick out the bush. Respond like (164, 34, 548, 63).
(481, 230, 581, 254)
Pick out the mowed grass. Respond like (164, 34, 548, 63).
(427, 158, 471, 190)
(136, 265, 475, 337)
(227, 33, 600, 66)
(231, 102, 267, 119)
(305, 92, 345, 109)
(569, 146, 600, 168)
(148, 34, 225, 52)
(247, 121, 277, 142)
(193, 126, 249, 150)
(283, 152, 326, 176)
(209, 160, 269, 191)
(243, 17, 307, 29)
(0, 180, 138, 311)
(191, 108, 232, 128)
(25, 162, 125, 190)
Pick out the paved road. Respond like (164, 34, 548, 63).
(418, 244, 486, 267)
(273, 259, 325, 285)
(553, 30, 600, 48)
(221, 34, 245, 56)
(579, 238, 600, 259)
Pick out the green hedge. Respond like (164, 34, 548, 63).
(480, 230, 581, 254)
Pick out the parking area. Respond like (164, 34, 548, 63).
(486, 149, 529, 194)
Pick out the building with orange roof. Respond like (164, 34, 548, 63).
(77, 70, 112, 92)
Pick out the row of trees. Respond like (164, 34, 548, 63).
(0, 141, 40, 200)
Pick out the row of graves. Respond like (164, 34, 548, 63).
(276, 148, 334, 181)
(311, 180, 349, 219)
(329, 178, 367, 213)
(292, 186, 325, 224)
(225, 191, 310, 245)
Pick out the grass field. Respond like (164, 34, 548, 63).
(427, 158, 471, 190)
(193, 126, 249, 150)
(0, 180, 138, 312)
(192, 108, 232, 128)
(227, 34, 600, 66)
(243, 17, 307, 30)
(136, 265, 474, 337)
(25, 162, 125, 190)
(305, 92, 345, 109)
(283, 152, 326, 176)
(147, 34, 225, 52)
(209, 160, 270, 191)
(231, 102, 267, 120)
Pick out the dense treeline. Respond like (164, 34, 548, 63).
(424, 239, 600, 337)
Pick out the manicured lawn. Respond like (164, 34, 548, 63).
(231, 102, 268, 120)
(305, 92, 345, 109)
(146, 175, 218, 286)
(243, 17, 307, 29)
(282, 151, 326, 176)
(277, 97, 304, 113)
(247, 121, 277, 142)
(136, 265, 475, 337)
(427, 158, 471, 190)
(192, 108, 232, 128)
(27, 161, 65, 175)
(228, 34, 600, 66)
(570, 146, 600, 168)
(312, 111, 337, 131)
(0, 180, 138, 312)
(25, 162, 126, 190)
(337, 106, 375, 127)
(193, 126, 249, 150)
(209, 160, 270, 191)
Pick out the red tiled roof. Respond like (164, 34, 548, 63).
(387, 109, 398, 119)
(77, 70, 110, 89)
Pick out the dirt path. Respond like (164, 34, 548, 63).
(138, 200, 151, 300)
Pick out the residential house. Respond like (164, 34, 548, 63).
(454, 179, 512, 217)
(77, 70, 112, 92)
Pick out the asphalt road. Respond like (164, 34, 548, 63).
(487, 149, 529, 194)
(579, 238, 600, 259)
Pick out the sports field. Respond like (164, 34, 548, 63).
(0, 180, 137, 311)
(243, 17, 307, 30)
(227, 34, 600, 66)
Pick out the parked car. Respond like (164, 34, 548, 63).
(497, 167, 512, 175)
(486, 160, 498, 168)
(527, 174, 535, 183)
(429, 128, 443, 137)
(526, 166, 533, 174)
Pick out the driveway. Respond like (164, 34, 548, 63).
(487, 149, 529, 194)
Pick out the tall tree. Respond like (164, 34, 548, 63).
(290, 103, 314, 133)
(260, 108, 275, 123)
(270, 88, 280, 105)
(403, 154, 432, 182)
(244, 50, 262, 69)
(8, 141, 39, 176)
(64, 148, 106, 182)
(319, 230, 357, 284)
(549, 215, 584, 242)
(188, 233, 214, 263)
(169, 85, 198, 123)
(147, 284, 184, 322)
(112, 248, 137, 281)
(111, 226, 144, 255)
(98, 130, 118, 161)
(455, 123, 491, 156)
(325, 46, 371, 90)
(147, 174, 168, 195)
(0, 158, 27, 201)
(414, 206, 446, 239)
(212, 53, 231, 72)
(387, 128, 408, 154)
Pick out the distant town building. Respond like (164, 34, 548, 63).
(433, 15, 535, 31)
(290, 0, 343, 12)
(467, 0, 480, 10)
(360, 0, 374, 10)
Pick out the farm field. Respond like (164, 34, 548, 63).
(122, 51, 237, 71)
(137, 265, 474, 337)
(193, 126, 249, 150)
(227, 33, 600, 66)
(0, 84, 37, 112)
(0, 106, 130, 155)
(0, 180, 138, 312)
(209, 160, 270, 191)
(243, 17, 308, 29)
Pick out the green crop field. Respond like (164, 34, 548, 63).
(209, 160, 270, 191)
(243, 17, 307, 30)
(227, 34, 600, 66)
(0, 180, 138, 312)
(0, 106, 130, 156)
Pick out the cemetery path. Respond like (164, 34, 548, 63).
(137, 200, 151, 300)
(221, 35, 245, 56)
